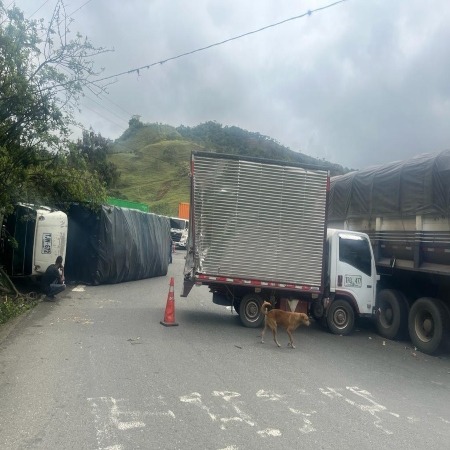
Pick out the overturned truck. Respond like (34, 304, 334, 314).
(65, 204, 171, 285)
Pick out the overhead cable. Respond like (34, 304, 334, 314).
(89, 0, 347, 85)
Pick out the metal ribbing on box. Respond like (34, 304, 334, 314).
(192, 154, 328, 287)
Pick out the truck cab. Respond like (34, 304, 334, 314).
(170, 217, 189, 249)
(319, 229, 378, 334)
(2, 203, 67, 278)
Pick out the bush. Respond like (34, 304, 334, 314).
(0, 295, 37, 324)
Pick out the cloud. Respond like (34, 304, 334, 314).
(16, 0, 450, 169)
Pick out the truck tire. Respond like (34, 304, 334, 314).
(375, 289, 408, 340)
(239, 294, 264, 328)
(311, 301, 325, 320)
(326, 299, 355, 336)
(408, 297, 449, 355)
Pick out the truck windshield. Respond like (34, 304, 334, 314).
(170, 218, 187, 229)
(339, 235, 372, 276)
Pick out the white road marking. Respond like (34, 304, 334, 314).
(257, 428, 282, 437)
(256, 389, 285, 401)
(213, 391, 255, 428)
(180, 392, 217, 421)
(319, 387, 398, 435)
(88, 397, 145, 449)
(87, 387, 429, 445)
(407, 416, 420, 423)
(289, 408, 317, 433)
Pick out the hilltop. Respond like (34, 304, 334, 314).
(107, 119, 350, 216)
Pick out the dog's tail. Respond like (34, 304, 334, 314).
(261, 301, 272, 315)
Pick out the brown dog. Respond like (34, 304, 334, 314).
(261, 301, 310, 349)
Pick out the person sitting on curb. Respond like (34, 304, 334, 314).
(41, 256, 66, 301)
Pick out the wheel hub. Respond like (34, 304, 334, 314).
(415, 313, 434, 342)
(385, 308, 393, 323)
(246, 302, 258, 319)
(423, 318, 433, 334)
(334, 309, 347, 327)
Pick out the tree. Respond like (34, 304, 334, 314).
(0, 0, 112, 218)
(75, 130, 120, 189)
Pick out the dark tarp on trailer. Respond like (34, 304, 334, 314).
(329, 150, 450, 221)
(65, 204, 170, 285)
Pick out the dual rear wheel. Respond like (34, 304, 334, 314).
(376, 290, 449, 355)
(408, 297, 449, 355)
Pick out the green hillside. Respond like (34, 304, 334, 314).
(107, 120, 349, 216)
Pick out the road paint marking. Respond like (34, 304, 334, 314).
(257, 428, 282, 437)
(407, 416, 420, 423)
(88, 397, 145, 449)
(180, 392, 217, 421)
(319, 387, 398, 435)
(142, 410, 176, 419)
(86, 387, 427, 445)
(256, 389, 285, 401)
(213, 391, 255, 428)
(289, 408, 317, 433)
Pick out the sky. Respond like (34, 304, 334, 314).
(13, 0, 450, 170)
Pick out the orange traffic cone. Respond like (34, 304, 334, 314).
(160, 277, 179, 326)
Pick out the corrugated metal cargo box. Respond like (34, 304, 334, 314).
(190, 152, 329, 288)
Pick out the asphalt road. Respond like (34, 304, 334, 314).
(1, 250, 450, 449)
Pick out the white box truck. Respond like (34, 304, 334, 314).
(182, 152, 387, 348)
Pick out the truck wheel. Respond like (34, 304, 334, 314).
(239, 294, 264, 328)
(327, 299, 354, 336)
(311, 301, 324, 320)
(375, 289, 408, 340)
(408, 297, 449, 355)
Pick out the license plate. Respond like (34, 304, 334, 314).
(42, 233, 52, 254)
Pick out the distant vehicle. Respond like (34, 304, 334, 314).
(178, 202, 190, 220)
(170, 217, 189, 249)
(2, 203, 67, 278)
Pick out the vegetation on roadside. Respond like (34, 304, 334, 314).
(0, 0, 115, 324)
(0, 267, 39, 324)
(0, 0, 111, 221)
(0, 296, 38, 325)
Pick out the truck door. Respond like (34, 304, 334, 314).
(336, 233, 376, 315)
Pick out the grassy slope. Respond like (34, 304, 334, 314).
(107, 122, 348, 217)
(108, 125, 204, 216)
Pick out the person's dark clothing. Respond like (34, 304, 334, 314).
(41, 263, 65, 298)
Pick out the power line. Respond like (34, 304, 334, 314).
(29, 0, 51, 18)
(89, 0, 347, 85)
(69, 0, 94, 17)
